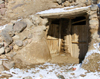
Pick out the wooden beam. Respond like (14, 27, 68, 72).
(72, 19, 86, 24)
(58, 19, 62, 53)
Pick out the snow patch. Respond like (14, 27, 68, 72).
(85, 43, 100, 58)
(1, 63, 100, 79)
(37, 6, 90, 14)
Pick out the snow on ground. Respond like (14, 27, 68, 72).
(1, 63, 100, 79)
(85, 43, 100, 58)
(37, 6, 90, 14)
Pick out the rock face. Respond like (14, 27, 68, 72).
(82, 4, 99, 71)
(3, 60, 15, 70)
(13, 21, 27, 33)
(82, 53, 100, 72)
(13, 39, 51, 67)
(1, 31, 13, 45)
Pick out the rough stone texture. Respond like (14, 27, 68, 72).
(41, 18, 48, 25)
(0, 42, 3, 48)
(90, 4, 98, 11)
(32, 26, 46, 42)
(0, 0, 4, 4)
(5, 47, 11, 53)
(30, 15, 41, 26)
(82, 53, 100, 72)
(3, 24, 14, 37)
(0, 4, 5, 9)
(3, 60, 15, 70)
(0, 8, 6, 15)
(23, 40, 28, 46)
(23, 76, 32, 79)
(89, 20, 99, 25)
(13, 45, 19, 50)
(0, 31, 13, 45)
(13, 39, 51, 67)
(0, 47, 4, 55)
(22, 19, 33, 28)
(89, 14, 97, 19)
(13, 21, 27, 33)
(15, 40, 23, 47)
(62, 1, 70, 7)
(0, 65, 4, 72)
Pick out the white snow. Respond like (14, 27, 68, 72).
(1, 63, 100, 79)
(37, 6, 90, 14)
(85, 43, 100, 58)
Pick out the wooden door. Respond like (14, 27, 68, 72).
(71, 25, 88, 58)
(47, 24, 59, 54)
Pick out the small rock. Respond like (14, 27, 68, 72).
(0, 60, 2, 65)
(3, 60, 15, 70)
(0, 3, 5, 9)
(12, 4, 24, 10)
(89, 14, 97, 19)
(23, 40, 28, 46)
(40, 74, 43, 78)
(28, 39, 32, 44)
(57, 75, 65, 79)
(0, 0, 4, 4)
(27, 33, 32, 39)
(41, 18, 48, 25)
(0, 31, 13, 45)
(13, 21, 27, 33)
(9, 45, 13, 50)
(15, 40, 23, 47)
(2, 24, 14, 37)
(22, 19, 33, 28)
(1, 73, 12, 77)
(68, 0, 73, 3)
(6, 52, 16, 58)
(0, 47, 4, 55)
(13, 45, 19, 50)
(0, 42, 4, 48)
(89, 20, 99, 25)
(0, 65, 4, 72)
(30, 15, 41, 26)
(23, 76, 32, 79)
(0, 8, 6, 15)
(63, 1, 70, 7)
(5, 47, 11, 53)
(90, 4, 98, 11)
(12, 35, 19, 40)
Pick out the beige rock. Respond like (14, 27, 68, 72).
(22, 18, 33, 28)
(5, 47, 11, 53)
(0, 60, 2, 65)
(12, 35, 20, 40)
(41, 18, 48, 25)
(13, 45, 19, 50)
(3, 60, 15, 70)
(0, 47, 4, 55)
(62, 1, 70, 7)
(82, 53, 100, 72)
(30, 15, 41, 26)
(1, 73, 12, 77)
(90, 4, 98, 11)
(23, 76, 32, 79)
(15, 40, 23, 47)
(0, 65, 4, 72)
(13, 39, 51, 67)
(89, 14, 97, 19)
(89, 20, 99, 25)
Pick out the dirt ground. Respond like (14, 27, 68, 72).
(50, 53, 79, 64)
